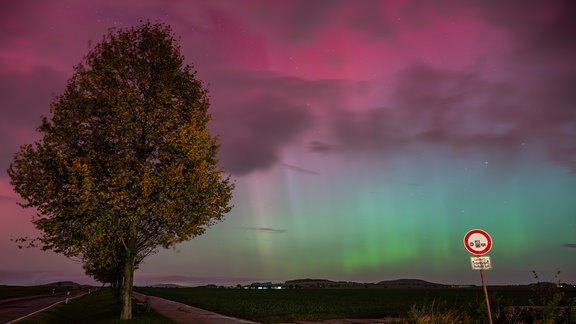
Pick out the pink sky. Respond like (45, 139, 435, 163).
(1, 0, 575, 286)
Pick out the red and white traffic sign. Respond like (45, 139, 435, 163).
(464, 229, 492, 255)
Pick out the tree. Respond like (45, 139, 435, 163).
(8, 22, 234, 320)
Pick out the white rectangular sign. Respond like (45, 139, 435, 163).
(470, 256, 492, 270)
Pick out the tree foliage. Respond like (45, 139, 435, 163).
(8, 21, 234, 319)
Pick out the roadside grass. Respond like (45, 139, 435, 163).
(406, 300, 474, 323)
(136, 286, 576, 324)
(17, 288, 174, 324)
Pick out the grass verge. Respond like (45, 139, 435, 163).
(17, 288, 174, 324)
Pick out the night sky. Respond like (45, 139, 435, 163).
(1, 0, 575, 287)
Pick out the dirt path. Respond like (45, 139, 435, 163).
(133, 291, 258, 323)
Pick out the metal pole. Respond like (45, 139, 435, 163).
(480, 269, 493, 324)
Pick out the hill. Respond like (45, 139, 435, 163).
(40, 281, 82, 287)
(283, 278, 446, 288)
(147, 283, 188, 288)
(376, 279, 446, 287)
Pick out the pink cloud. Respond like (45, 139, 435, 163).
(313, 60, 576, 172)
(1, 0, 575, 178)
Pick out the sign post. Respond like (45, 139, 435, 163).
(464, 229, 493, 324)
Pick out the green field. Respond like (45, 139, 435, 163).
(7, 285, 576, 323)
(136, 286, 576, 323)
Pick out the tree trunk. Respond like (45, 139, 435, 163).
(120, 229, 137, 320)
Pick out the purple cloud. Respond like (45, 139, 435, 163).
(209, 71, 361, 175)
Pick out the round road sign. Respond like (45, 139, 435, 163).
(464, 229, 492, 255)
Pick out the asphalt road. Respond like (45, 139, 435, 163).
(0, 289, 88, 323)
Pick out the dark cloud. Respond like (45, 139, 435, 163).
(234, 0, 344, 42)
(0, 68, 67, 176)
(209, 70, 362, 175)
(246, 227, 286, 234)
(309, 140, 338, 153)
(319, 61, 576, 171)
(0, 68, 66, 127)
(476, 0, 576, 57)
(224, 0, 396, 43)
(276, 0, 342, 41)
(280, 163, 319, 175)
(212, 94, 313, 175)
(347, 1, 395, 38)
(0, 195, 16, 202)
(473, 1, 576, 107)
(0, 0, 46, 42)
(3, 0, 575, 179)
(478, 1, 576, 170)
